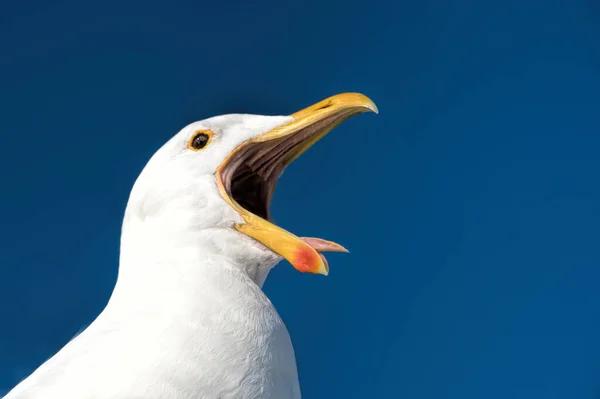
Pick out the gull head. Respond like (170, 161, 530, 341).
(124, 93, 378, 277)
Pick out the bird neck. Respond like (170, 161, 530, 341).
(108, 213, 281, 312)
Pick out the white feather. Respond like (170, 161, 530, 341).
(4, 114, 302, 399)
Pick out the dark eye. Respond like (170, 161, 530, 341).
(189, 131, 213, 151)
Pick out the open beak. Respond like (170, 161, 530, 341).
(216, 93, 378, 275)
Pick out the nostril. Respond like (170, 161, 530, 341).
(316, 102, 333, 110)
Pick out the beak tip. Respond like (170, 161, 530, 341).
(367, 102, 379, 114)
(351, 92, 378, 114)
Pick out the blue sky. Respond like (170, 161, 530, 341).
(1, 0, 600, 397)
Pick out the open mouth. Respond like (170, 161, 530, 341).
(219, 113, 341, 223)
(216, 93, 378, 275)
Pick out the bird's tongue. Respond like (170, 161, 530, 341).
(300, 237, 348, 252)
(300, 237, 348, 271)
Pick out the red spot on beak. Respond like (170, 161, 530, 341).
(293, 245, 321, 273)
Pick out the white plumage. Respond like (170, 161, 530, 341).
(4, 93, 377, 399)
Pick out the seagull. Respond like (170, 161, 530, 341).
(4, 93, 378, 399)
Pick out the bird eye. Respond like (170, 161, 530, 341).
(188, 130, 213, 151)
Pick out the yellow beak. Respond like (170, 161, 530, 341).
(216, 93, 378, 275)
